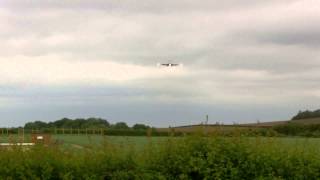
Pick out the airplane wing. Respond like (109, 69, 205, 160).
(161, 64, 169, 66)
(171, 64, 179, 66)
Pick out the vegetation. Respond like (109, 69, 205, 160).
(25, 118, 111, 129)
(24, 118, 151, 131)
(0, 136, 320, 179)
(6, 112, 320, 179)
(111, 122, 129, 129)
(272, 109, 320, 136)
(292, 109, 320, 120)
(133, 123, 150, 130)
(273, 123, 320, 137)
(23, 118, 175, 136)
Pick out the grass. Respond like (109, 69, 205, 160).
(2, 134, 320, 149)
(0, 134, 32, 143)
(52, 134, 171, 149)
(54, 135, 320, 151)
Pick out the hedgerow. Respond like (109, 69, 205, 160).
(0, 136, 319, 179)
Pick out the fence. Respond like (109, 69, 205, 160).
(0, 128, 176, 137)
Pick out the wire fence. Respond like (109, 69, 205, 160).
(0, 128, 177, 137)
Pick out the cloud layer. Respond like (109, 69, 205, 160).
(0, 0, 319, 126)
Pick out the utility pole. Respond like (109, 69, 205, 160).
(205, 115, 209, 125)
(204, 115, 209, 135)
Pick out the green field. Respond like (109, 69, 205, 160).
(53, 135, 320, 152)
(53, 135, 172, 149)
(2, 134, 320, 150)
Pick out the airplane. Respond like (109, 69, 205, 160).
(159, 63, 180, 67)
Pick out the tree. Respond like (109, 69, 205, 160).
(24, 121, 48, 129)
(24, 117, 110, 129)
(112, 122, 129, 129)
(132, 123, 150, 130)
(85, 117, 110, 128)
(292, 109, 320, 120)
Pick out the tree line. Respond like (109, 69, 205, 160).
(24, 117, 150, 130)
(292, 109, 320, 120)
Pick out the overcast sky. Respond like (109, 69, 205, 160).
(0, 0, 319, 127)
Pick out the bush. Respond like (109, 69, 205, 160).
(292, 109, 320, 120)
(273, 123, 320, 137)
(0, 136, 319, 179)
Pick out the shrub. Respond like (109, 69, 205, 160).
(0, 136, 320, 179)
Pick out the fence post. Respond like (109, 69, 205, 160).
(22, 128, 25, 143)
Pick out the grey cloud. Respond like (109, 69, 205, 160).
(257, 28, 320, 47)
(3, 0, 291, 13)
(0, 0, 319, 126)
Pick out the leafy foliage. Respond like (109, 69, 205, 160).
(273, 123, 320, 137)
(0, 136, 320, 179)
(292, 109, 320, 120)
(25, 117, 110, 129)
(111, 122, 129, 130)
(24, 118, 153, 132)
(133, 123, 150, 130)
